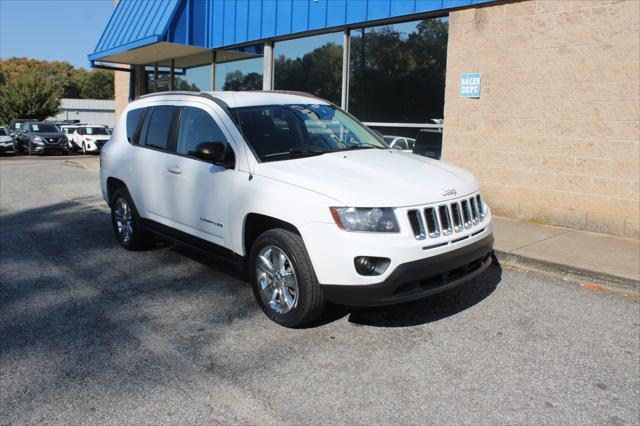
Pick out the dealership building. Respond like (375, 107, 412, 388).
(90, 0, 639, 238)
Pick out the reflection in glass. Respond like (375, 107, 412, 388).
(216, 57, 263, 91)
(349, 18, 449, 123)
(145, 66, 172, 93)
(175, 63, 212, 91)
(274, 32, 343, 105)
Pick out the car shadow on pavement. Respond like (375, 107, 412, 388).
(312, 257, 503, 328)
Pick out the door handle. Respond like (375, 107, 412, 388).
(166, 166, 182, 174)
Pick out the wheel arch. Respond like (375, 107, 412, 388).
(243, 213, 301, 257)
(106, 177, 128, 207)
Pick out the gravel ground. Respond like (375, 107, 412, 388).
(1, 156, 638, 425)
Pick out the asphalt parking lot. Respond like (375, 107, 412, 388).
(1, 156, 638, 425)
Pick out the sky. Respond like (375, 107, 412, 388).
(0, 0, 115, 69)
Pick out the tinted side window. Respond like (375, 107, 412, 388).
(176, 107, 227, 156)
(143, 106, 176, 151)
(126, 108, 144, 144)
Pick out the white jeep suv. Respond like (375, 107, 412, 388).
(100, 91, 493, 327)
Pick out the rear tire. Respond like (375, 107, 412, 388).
(249, 229, 325, 327)
(110, 188, 149, 250)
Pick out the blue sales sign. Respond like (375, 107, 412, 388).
(460, 73, 481, 98)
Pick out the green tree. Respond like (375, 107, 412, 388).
(0, 71, 62, 123)
(222, 70, 262, 91)
(78, 69, 115, 99)
(274, 42, 343, 104)
(0, 57, 114, 100)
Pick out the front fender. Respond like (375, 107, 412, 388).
(230, 173, 339, 256)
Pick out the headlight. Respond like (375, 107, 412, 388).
(330, 207, 399, 232)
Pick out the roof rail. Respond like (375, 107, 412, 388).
(137, 90, 209, 100)
(257, 90, 323, 100)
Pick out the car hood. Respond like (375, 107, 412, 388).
(32, 132, 64, 139)
(0, 136, 13, 143)
(254, 149, 479, 206)
(85, 135, 110, 140)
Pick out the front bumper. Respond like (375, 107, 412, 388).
(32, 143, 68, 153)
(0, 142, 16, 153)
(321, 233, 494, 306)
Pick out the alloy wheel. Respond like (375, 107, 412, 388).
(256, 245, 299, 314)
(113, 197, 134, 244)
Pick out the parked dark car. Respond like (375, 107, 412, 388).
(9, 119, 37, 135)
(0, 126, 16, 154)
(14, 122, 69, 155)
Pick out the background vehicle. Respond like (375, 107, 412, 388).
(71, 125, 111, 154)
(9, 119, 37, 136)
(383, 135, 415, 152)
(101, 91, 493, 328)
(60, 125, 82, 151)
(14, 122, 69, 155)
(0, 127, 16, 154)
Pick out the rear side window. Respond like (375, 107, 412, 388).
(126, 108, 145, 144)
(142, 106, 177, 150)
(176, 107, 227, 156)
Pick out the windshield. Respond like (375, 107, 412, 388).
(231, 104, 387, 161)
(85, 127, 109, 135)
(62, 127, 77, 134)
(0, 128, 7, 136)
(31, 124, 59, 133)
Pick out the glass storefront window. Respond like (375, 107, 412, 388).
(215, 45, 264, 91)
(274, 32, 343, 105)
(144, 65, 172, 93)
(174, 52, 213, 91)
(349, 17, 449, 123)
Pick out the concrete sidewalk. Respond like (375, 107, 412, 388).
(493, 216, 640, 292)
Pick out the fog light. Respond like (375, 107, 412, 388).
(354, 256, 391, 276)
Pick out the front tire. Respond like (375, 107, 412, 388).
(110, 188, 148, 250)
(249, 229, 325, 327)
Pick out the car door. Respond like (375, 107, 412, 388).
(164, 103, 237, 248)
(132, 104, 181, 225)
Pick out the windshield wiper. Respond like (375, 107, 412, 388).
(262, 148, 327, 159)
(338, 144, 379, 151)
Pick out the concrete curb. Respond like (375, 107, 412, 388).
(494, 249, 640, 294)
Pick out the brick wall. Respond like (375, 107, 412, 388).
(113, 70, 129, 123)
(443, 0, 639, 238)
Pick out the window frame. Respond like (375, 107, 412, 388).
(174, 105, 230, 159)
(134, 105, 180, 153)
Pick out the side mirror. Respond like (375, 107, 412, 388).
(194, 141, 235, 168)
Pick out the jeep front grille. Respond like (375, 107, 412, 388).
(407, 193, 487, 240)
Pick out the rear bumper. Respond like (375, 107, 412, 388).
(321, 233, 494, 306)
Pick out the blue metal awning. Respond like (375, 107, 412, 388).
(89, 0, 183, 64)
(90, 0, 498, 66)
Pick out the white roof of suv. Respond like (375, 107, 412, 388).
(138, 91, 331, 109)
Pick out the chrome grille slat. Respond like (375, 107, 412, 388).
(460, 200, 472, 229)
(407, 209, 425, 240)
(424, 207, 440, 238)
(438, 205, 452, 235)
(476, 194, 485, 219)
(451, 203, 463, 233)
(406, 192, 486, 240)
(470, 197, 480, 225)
